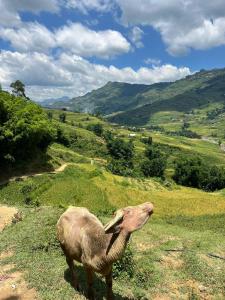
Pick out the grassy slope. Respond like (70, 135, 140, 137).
(0, 110, 225, 299)
(0, 164, 224, 299)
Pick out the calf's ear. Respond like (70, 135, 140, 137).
(104, 210, 124, 233)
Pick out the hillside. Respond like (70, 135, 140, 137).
(0, 103, 225, 299)
(47, 68, 225, 131)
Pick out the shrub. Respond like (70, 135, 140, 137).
(173, 155, 225, 191)
(141, 158, 166, 178)
(103, 130, 114, 142)
(145, 146, 162, 160)
(87, 123, 103, 136)
(107, 159, 133, 176)
(59, 112, 66, 123)
(107, 138, 134, 160)
(56, 127, 70, 147)
(141, 136, 153, 145)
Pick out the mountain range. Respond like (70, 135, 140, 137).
(38, 96, 70, 107)
(40, 68, 225, 126)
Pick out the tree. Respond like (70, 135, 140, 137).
(107, 159, 133, 176)
(141, 158, 166, 178)
(59, 112, 66, 123)
(10, 80, 26, 98)
(141, 136, 153, 145)
(47, 111, 53, 120)
(182, 121, 190, 130)
(173, 154, 225, 191)
(87, 123, 103, 136)
(103, 130, 114, 142)
(0, 91, 56, 165)
(145, 146, 162, 160)
(107, 138, 134, 160)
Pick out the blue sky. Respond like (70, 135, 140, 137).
(1, 0, 225, 100)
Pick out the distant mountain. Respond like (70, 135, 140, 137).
(38, 96, 70, 107)
(48, 68, 225, 126)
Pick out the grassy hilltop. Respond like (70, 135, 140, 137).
(0, 92, 225, 299)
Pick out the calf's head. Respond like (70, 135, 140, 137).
(104, 202, 153, 234)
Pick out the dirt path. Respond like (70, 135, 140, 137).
(0, 206, 38, 300)
(0, 163, 73, 187)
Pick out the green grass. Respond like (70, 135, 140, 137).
(0, 206, 224, 299)
(1, 109, 225, 299)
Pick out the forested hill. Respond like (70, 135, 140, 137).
(46, 67, 225, 126)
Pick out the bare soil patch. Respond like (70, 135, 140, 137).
(0, 206, 38, 300)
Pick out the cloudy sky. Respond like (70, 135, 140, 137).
(1, 0, 225, 100)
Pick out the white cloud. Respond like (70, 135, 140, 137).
(0, 50, 191, 100)
(0, 51, 72, 87)
(6, 0, 60, 13)
(55, 23, 131, 58)
(65, 0, 112, 13)
(0, 0, 60, 25)
(0, 22, 130, 59)
(0, 23, 56, 53)
(167, 18, 225, 55)
(144, 58, 161, 66)
(129, 26, 144, 48)
(116, 0, 225, 55)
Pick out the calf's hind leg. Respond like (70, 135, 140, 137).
(66, 256, 80, 291)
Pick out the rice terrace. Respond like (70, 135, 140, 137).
(0, 1, 225, 300)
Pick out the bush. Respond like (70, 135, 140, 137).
(59, 112, 66, 123)
(141, 136, 153, 145)
(107, 138, 134, 160)
(141, 158, 166, 178)
(103, 130, 114, 142)
(87, 123, 103, 136)
(140, 146, 167, 178)
(107, 159, 133, 176)
(56, 127, 70, 147)
(145, 146, 162, 160)
(173, 155, 225, 191)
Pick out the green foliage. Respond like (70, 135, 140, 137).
(107, 159, 134, 176)
(107, 138, 134, 160)
(141, 136, 153, 145)
(0, 91, 56, 165)
(59, 112, 66, 123)
(106, 137, 134, 176)
(207, 104, 225, 119)
(170, 129, 201, 139)
(113, 245, 135, 279)
(87, 123, 103, 136)
(173, 154, 225, 191)
(103, 130, 114, 142)
(141, 157, 166, 178)
(10, 80, 26, 98)
(140, 146, 167, 178)
(47, 111, 53, 120)
(145, 146, 162, 160)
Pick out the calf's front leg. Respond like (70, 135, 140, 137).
(85, 267, 94, 300)
(105, 269, 114, 300)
